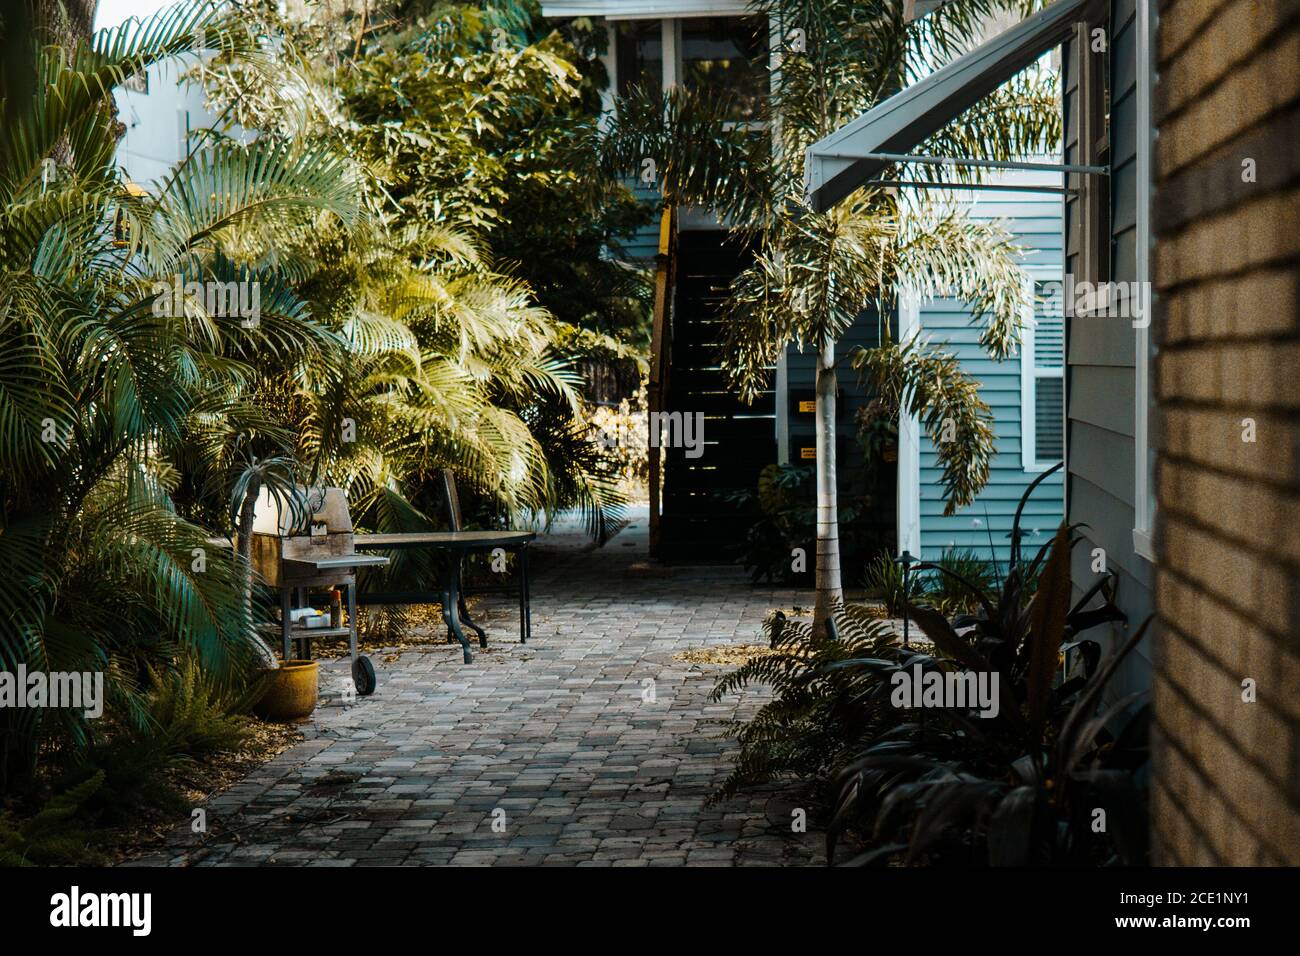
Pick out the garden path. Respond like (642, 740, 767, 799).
(127, 509, 824, 866)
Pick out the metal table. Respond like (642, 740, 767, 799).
(354, 531, 536, 663)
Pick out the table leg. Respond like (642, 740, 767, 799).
(442, 556, 473, 664)
(519, 545, 530, 644)
(459, 594, 488, 649)
(456, 560, 487, 649)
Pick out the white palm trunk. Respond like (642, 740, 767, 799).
(813, 339, 843, 637)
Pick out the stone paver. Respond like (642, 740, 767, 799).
(127, 510, 823, 867)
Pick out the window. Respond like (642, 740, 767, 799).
(1023, 278, 1065, 469)
(680, 16, 767, 121)
(615, 20, 662, 98)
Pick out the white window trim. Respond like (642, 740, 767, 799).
(1021, 273, 1065, 472)
(1133, 0, 1156, 562)
(661, 18, 679, 90)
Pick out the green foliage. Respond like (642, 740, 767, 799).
(0, 772, 105, 867)
(1, 0, 649, 791)
(0, 655, 263, 860)
(144, 656, 263, 758)
(714, 464, 1149, 865)
(723, 464, 866, 584)
(853, 336, 996, 515)
(0, 0, 354, 786)
(709, 605, 903, 804)
(826, 468, 1145, 865)
(193, 1, 633, 547)
(60, 654, 263, 827)
(206, 1, 653, 342)
(922, 547, 999, 616)
(827, 578, 1147, 866)
(863, 553, 913, 617)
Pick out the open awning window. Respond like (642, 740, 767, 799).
(803, 0, 1092, 212)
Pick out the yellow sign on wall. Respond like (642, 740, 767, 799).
(797, 400, 816, 413)
(799, 447, 816, 460)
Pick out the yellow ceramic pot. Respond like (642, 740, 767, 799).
(255, 660, 319, 722)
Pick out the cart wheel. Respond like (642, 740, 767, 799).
(352, 655, 377, 696)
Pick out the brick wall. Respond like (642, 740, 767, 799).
(1151, 0, 1300, 865)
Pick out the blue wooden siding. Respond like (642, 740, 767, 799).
(915, 178, 1066, 569)
(606, 180, 663, 262)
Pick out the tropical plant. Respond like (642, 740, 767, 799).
(863, 552, 914, 617)
(0, 0, 360, 788)
(922, 546, 999, 616)
(827, 551, 1147, 866)
(3, 649, 267, 859)
(819, 466, 1142, 864)
(58, 651, 266, 825)
(598, 0, 1060, 635)
(712, 460, 1147, 865)
(199, 0, 653, 342)
(191, 0, 633, 548)
(0, 772, 105, 866)
(904, 463, 1127, 653)
(709, 604, 903, 804)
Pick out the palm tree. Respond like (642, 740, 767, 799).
(600, 0, 1059, 634)
(188, 3, 629, 541)
(0, 0, 360, 785)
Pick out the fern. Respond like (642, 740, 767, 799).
(146, 656, 262, 759)
(0, 772, 106, 866)
(707, 605, 906, 805)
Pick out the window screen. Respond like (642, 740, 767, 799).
(1032, 280, 1065, 462)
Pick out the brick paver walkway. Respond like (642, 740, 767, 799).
(130, 510, 824, 866)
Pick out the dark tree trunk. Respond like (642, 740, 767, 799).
(30, 1, 103, 164)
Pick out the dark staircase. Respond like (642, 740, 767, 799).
(659, 230, 776, 562)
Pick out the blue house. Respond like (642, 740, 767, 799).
(899, 165, 1067, 567)
(541, 2, 1068, 570)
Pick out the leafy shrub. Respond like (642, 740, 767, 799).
(709, 605, 903, 804)
(827, 527, 1147, 866)
(921, 547, 999, 616)
(144, 657, 264, 758)
(824, 466, 1145, 865)
(0, 772, 105, 867)
(2, 655, 263, 862)
(863, 552, 914, 616)
(713, 463, 1150, 866)
(724, 464, 868, 584)
(60, 657, 266, 825)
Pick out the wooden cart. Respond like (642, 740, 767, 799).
(248, 487, 389, 695)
